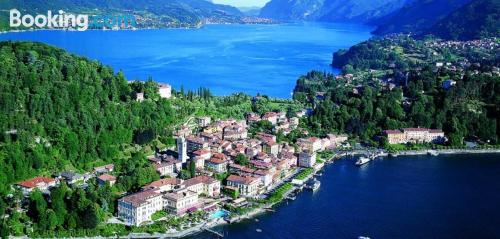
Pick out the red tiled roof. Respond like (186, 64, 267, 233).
(97, 174, 116, 182)
(17, 177, 55, 188)
(227, 175, 259, 185)
(193, 149, 211, 156)
(120, 190, 161, 207)
(146, 178, 180, 188)
(183, 176, 218, 187)
(208, 157, 227, 164)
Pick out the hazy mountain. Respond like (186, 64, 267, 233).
(259, 0, 409, 22)
(238, 6, 262, 16)
(372, 0, 473, 35)
(425, 0, 499, 40)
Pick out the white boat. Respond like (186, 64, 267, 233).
(358, 236, 371, 239)
(307, 179, 321, 191)
(312, 180, 320, 191)
(355, 156, 371, 166)
(427, 150, 439, 156)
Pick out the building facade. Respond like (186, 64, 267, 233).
(226, 175, 260, 197)
(118, 190, 163, 226)
(384, 128, 446, 144)
(298, 151, 317, 168)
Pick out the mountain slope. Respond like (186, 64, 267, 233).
(0, 41, 176, 192)
(372, 0, 472, 35)
(259, 0, 408, 22)
(425, 0, 500, 40)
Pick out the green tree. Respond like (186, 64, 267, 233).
(235, 154, 249, 166)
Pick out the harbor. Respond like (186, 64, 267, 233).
(190, 153, 500, 239)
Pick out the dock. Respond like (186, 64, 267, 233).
(203, 227, 224, 238)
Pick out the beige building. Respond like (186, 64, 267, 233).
(153, 161, 175, 177)
(182, 175, 221, 197)
(226, 175, 260, 197)
(186, 136, 209, 153)
(297, 137, 322, 152)
(205, 154, 229, 173)
(384, 128, 445, 144)
(163, 188, 200, 216)
(263, 141, 279, 156)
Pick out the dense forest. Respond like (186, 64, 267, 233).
(425, 0, 500, 40)
(372, 0, 472, 36)
(295, 36, 499, 145)
(0, 41, 177, 194)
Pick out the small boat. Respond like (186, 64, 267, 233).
(307, 179, 321, 191)
(427, 150, 439, 156)
(358, 236, 371, 239)
(256, 229, 262, 232)
(389, 152, 399, 158)
(355, 156, 371, 166)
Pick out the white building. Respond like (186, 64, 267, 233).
(158, 84, 172, 99)
(298, 151, 317, 168)
(136, 92, 144, 102)
(196, 117, 211, 127)
(182, 176, 221, 197)
(177, 137, 188, 163)
(118, 190, 163, 226)
(384, 128, 446, 144)
(17, 177, 57, 194)
(153, 161, 175, 177)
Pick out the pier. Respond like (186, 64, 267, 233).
(203, 227, 224, 238)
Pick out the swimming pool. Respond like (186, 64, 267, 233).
(209, 209, 229, 219)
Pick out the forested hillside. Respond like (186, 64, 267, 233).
(0, 41, 176, 193)
(259, 0, 408, 22)
(372, 0, 472, 35)
(295, 36, 499, 145)
(425, 0, 500, 40)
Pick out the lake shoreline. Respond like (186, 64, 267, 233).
(110, 148, 500, 239)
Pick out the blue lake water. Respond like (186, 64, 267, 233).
(191, 154, 500, 239)
(0, 23, 372, 98)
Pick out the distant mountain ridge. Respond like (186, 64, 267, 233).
(424, 0, 500, 40)
(259, 0, 410, 22)
(372, 0, 473, 35)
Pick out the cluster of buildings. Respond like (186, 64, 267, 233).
(384, 128, 446, 145)
(246, 111, 300, 135)
(118, 175, 220, 226)
(15, 104, 347, 228)
(15, 163, 116, 195)
(117, 111, 348, 226)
